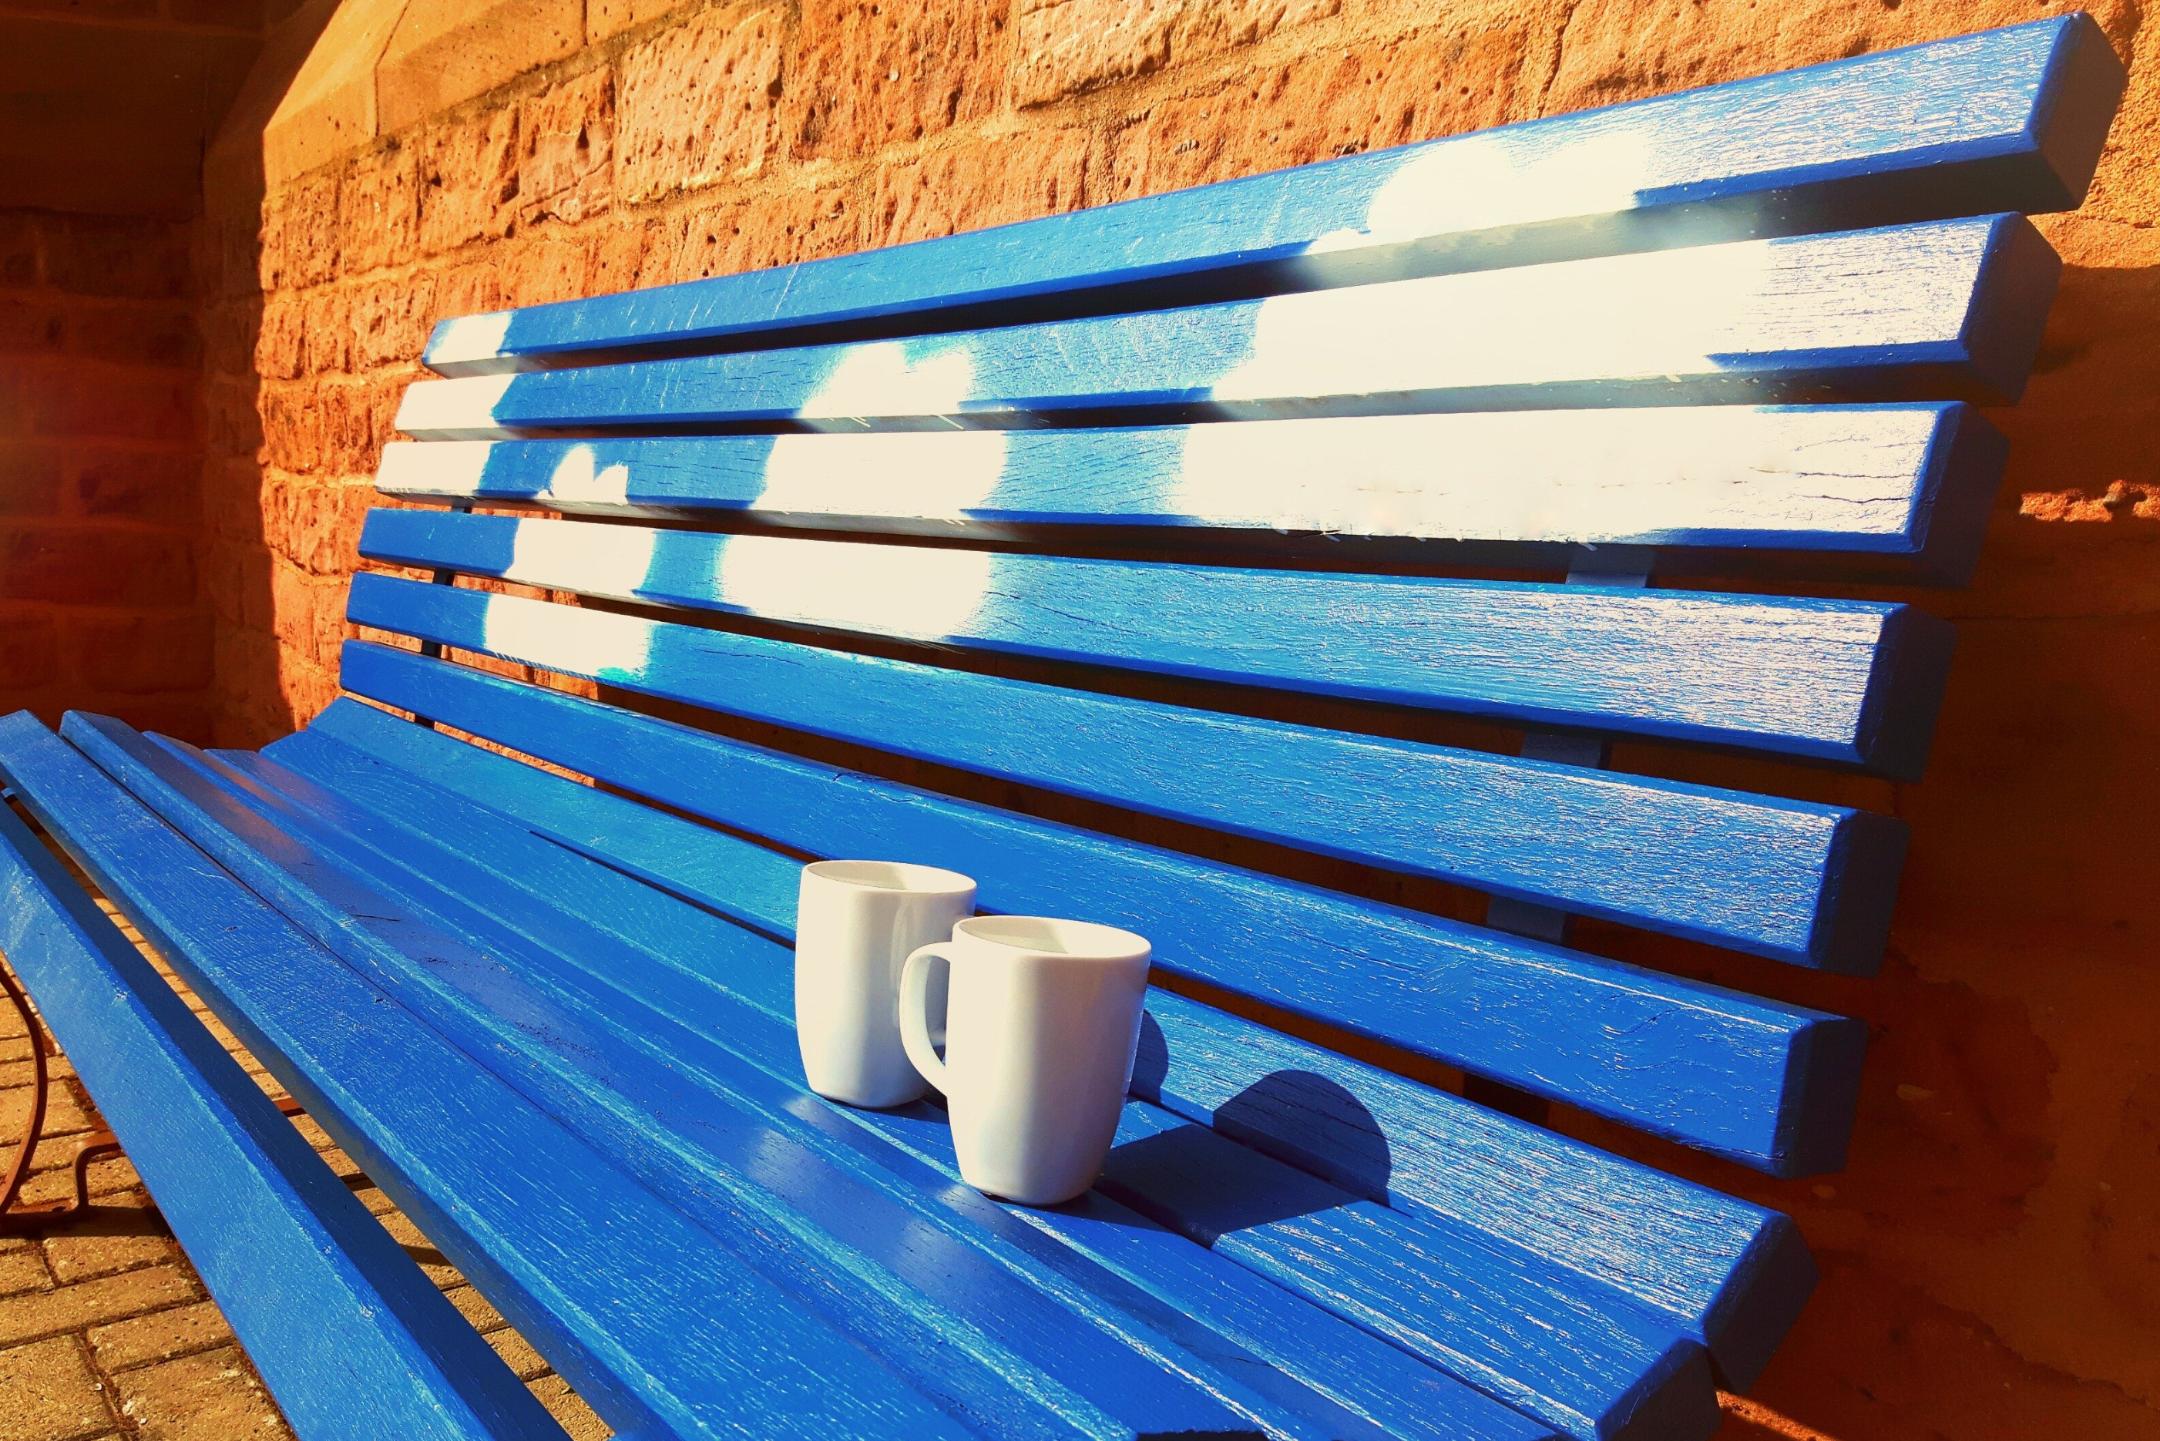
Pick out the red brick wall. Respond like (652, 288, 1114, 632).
(195, 4, 2160, 1439)
(0, 209, 210, 739)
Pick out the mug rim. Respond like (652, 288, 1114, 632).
(954, 914, 1150, 960)
(803, 859, 977, 896)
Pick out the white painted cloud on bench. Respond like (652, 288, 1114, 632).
(712, 534, 994, 642)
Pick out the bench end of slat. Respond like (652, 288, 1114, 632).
(1858, 607, 1958, 781)
(1770, 1014, 1870, 1178)
(1908, 405, 2009, 586)
(1702, 1213, 1817, 1391)
(2030, 12, 2130, 214)
(1964, 213, 2064, 405)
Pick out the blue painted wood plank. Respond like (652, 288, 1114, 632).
(345, 530, 1903, 967)
(373, 403, 2009, 581)
(275, 702, 1818, 1386)
(0, 716, 989, 1441)
(151, 728, 1708, 1441)
(331, 644, 1863, 1180)
(270, 704, 1823, 1391)
(169, 729, 1580, 1441)
(72, 717, 1320, 1441)
(399, 215, 2061, 440)
(0, 728, 567, 1441)
(420, 15, 2120, 375)
(349, 529, 1953, 776)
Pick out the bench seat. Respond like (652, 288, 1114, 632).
(0, 15, 2124, 1441)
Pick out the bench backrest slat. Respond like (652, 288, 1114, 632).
(373, 402, 2008, 581)
(421, 15, 2120, 376)
(400, 215, 2060, 442)
(352, 523, 1951, 775)
(345, 569, 1901, 969)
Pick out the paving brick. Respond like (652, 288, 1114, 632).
(111, 1346, 290, 1440)
(85, 1302, 234, 1373)
(41, 1192, 180, 1286)
(0, 1266, 196, 1348)
(442, 1284, 506, 1333)
(526, 1373, 608, 1440)
(0, 1336, 112, 1441)
(0, 1250, 49, 1301)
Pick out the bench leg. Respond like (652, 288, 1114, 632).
(0, 961, 306, 1231)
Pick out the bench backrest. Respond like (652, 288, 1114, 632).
(343, 11, 2120, 1413)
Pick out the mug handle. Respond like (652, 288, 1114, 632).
(898, 942, 957, 1094)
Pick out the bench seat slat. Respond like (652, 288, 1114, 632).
(0, 754, 564, 1441)
(0, 716, 986, 1441)
(144, 726, 1714, 1441)
(171, 731, 1682, 1441)
(79, 717, 1391, 1441)
(335, 644, 1862, 1182)
(276, 701, 1816, 1386)
(344, 544, 1903, 968)
(351, 528, 1951, 775)
(421, 14, 2119, 376)
(398, 215, 2059, 442)
(374, 403, 2008, 580)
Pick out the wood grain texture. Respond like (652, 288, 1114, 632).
(331, 646, 1864, 1184)
(0, 717, 567, 1441)
(281, 699, 1818, 1387)
(349, 530, 1951, 776)
(397, 215, 2061, 441)
(9, 715, 989, 1441)
(168, 728, 1604, 1441)
(72, 715, 1350, 1441)
(372, 403, 2009, 581)
(343, 540, 1905, 967)
(419, 15, 2119, 375)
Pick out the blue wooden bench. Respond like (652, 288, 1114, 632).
(0, 16, 2124, 1440)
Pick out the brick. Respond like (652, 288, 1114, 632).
(0, 1265, 195, 1346)
(519, 65, 614, 226)
(0, 1335, 113, 1441)
(1012, 0, 1341, 107)
(587, 0, 700, 41)
(442, 1284, 506, 1333)
(111, 1346, 289, 1440)
(166, 0, 267, 27)
(258, 0, 403, 189)
(203, 376, 265, 461)
(0, 299, 63, 356)
(501, 234, 592, 307)
(616, 4, 784, 204)
(299, 287, 354, 376)
(378, 0, 584, 135)
(526, 1373, 608, 1441)
(258, 170, 341, 292)
(197, 297, 264, 377)
(259, 378, 385, 475)
(655, 185, 857, 285)
(0, 1249, 46, 1300)
(86, 1301, 233, 1372)
(24, 368, 192, 443)
(271, 561, 351, 672)
(335, 144, 421, 273)
(253, 295, 308, 380)
(41, 1193, 179, 1287)
(0, 613, 60, 691)
(788, 0, 1010, 158)
(1103, 18, 1540, 202)
(415, 108, 521, 254)
(65, 611, 215, 696)
(74, 449, 200, 527)
(0, 444, 64, 517)
(0, 528, 194, 607)
(40, 216, 190, 302)
(67, 304, 200, 370)
(350, 274, 439, 368)
(869, 128, 1092, 248)
(487, 1326, 550, 1380)
(0, 214, 37, 288)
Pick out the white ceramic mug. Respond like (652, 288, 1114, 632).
(795, 860, 976, 1108)
(899, 916, 1152, 1205)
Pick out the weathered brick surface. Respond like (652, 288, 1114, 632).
(615, 3, 784, 202)
(1011, 0, 1341, 107)
(788, 0, 1011, 157)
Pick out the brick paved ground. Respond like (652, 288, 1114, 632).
(0, 893, 610, 1440)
